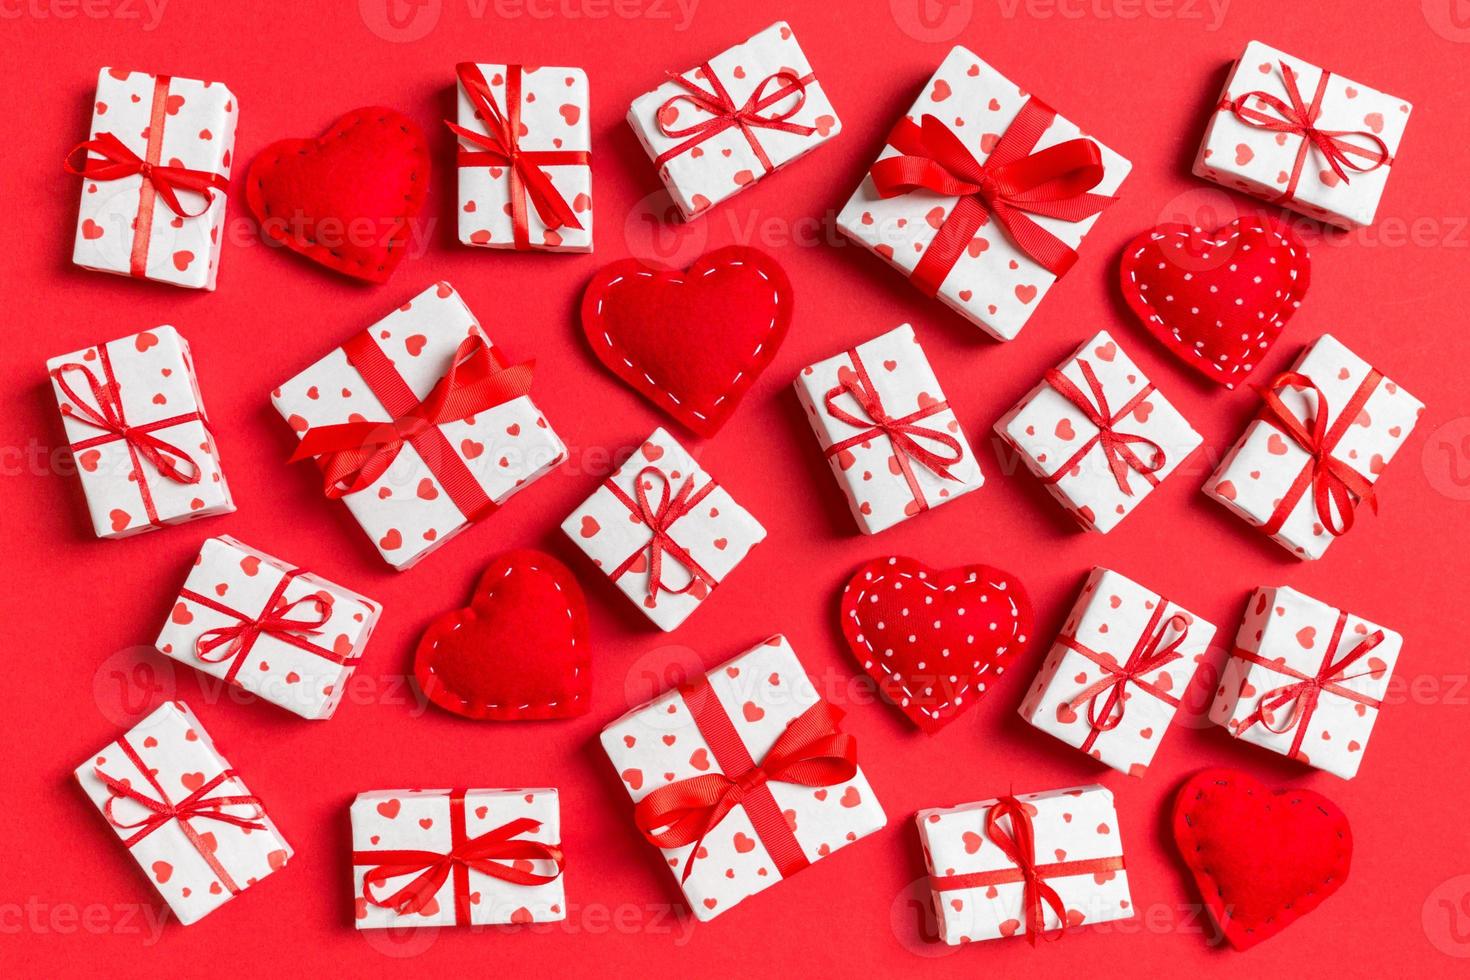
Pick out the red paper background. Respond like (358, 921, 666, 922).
(4, 0, 1470, 974)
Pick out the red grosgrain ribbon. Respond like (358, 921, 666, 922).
(1257, 369, 1381, 537)
(64, 75, 229, 278)
(603, 465, 719, 603)
(95, 733, 266, 896)
(868, 99, 1115, 293)
(183, 569, 342, 685)
(1041, 360, 1165, 497)
(822, 348, 963, 514)
(355, 798, 564, 925)
(929, 795, 1125, 945)
(50, 346, 206, 529)
(652, 65, 817, 171)
(1062, 606, 1190, 754)
(1218, 61, 1392, 206)
(1233, 612, 1386, 761)
(447, 63, 589, 250)
(288, 333, 533, 521)
(633, 678, 857, 885)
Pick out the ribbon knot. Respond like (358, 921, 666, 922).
(65, 130, 229, 220)
(653, 65, 817, 172)
(195, 594, 331, 667)
(1251, 623, 1386, 740)
(1067, 611, 1190, 736)
(623, 466, 715, 601)
(987, 797, 1070, 945)
(1042, 360, 1165, 497)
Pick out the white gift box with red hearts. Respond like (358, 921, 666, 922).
(627, 21, 840, 220)
(561, 427, 765, 632)
(917, 785, 1131, 944)
(600, 635, 886, 921)
(453, 63, 592, 251)
(155, 536, 381, 720)
(1209, 586, 1403, 779)
(793, 323, 984, 535)
(1018, 568, 1215, 777)
(1203, 333, 1422, 560)
(72, 68, 237, 290)
(273, 281, 567, 571)
(995, 330, 1202, 533)
(835, 46, 1130, 341)
(75, 701, 291, 926)
(47, 325, 233, 539)
(350, 788, 564, 929)
(1193, 41, 1411, 230)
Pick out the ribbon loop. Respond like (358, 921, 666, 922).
(987, 797, 1071, 945)
(195, 594, 331, 666)
(1042, 360, 1165, 497)
(653, 65, 818, 172)
(1068, 611, 1190, 734)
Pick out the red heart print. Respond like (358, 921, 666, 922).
(244, 107, 430, 283)
(1172, 768, 1351, 950)
(413, 549, 590, 720)
(580, 246, 792, 438)
(1119, 217, 1311, 389)
(839, 556, 1033, 734)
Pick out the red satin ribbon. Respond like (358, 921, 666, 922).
(95, 733, 266, 897)
(64, 75, 228, 278)
(1042, 360, 1165, 497)
(1257, 369, 1381, 538)
(448, 63, 589, 250)
(1218, 61, 1392, 206)
(354, 797, 564, 926)
(288, 333, 533, 522)
(930, 795, 1125, 945)
(822, 347, 963, 515)
(1062, 605, 1189, 755)
(869, 99, 1115, 293)
(183, 568, 345, 685)
(652, 65, 817, 172)
(633, 677, 857, 885)
(604, 465, 718, 603)
(1234, 613, 1386, 761)
(50, 345, 206, 529)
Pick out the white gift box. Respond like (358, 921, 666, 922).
(1194, 41, 1411, 229)
(793, 323, 983, 534)
(273, 281, 567, 570)
(351, 788, 565, 928)
(561, 427, 765, 631)
(601, 635, 886, 921)
(47, 325, 233, 539)
(995, 330, 1201, 533)
(71, 68, 237, 290)
(918, 785, 1131, 944)
(1204, 333, 1422, 559)
(75, 701, 291, 925)
(836, 46, 1129, 341)
(155, 536, 381, 720)
(1209, 586, 1402, 779)
(627, 21, 840, 220)
(1018, 568, 1215, 776)
(453, 63, 592, 251)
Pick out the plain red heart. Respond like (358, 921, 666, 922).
(245, 107, 429, 284)
(1172, 768, 1352, 951)
(1119, 217, 1310, 389)
(413, 549, 590, 721)
(580, 246, 792, 438)
(839, 556, 1033, 734)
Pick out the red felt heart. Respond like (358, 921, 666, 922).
(414, 549, 589, 720)
(839, 556, 1032, 734)
(580, 246, 792, 437)
(1172, 768, 1351, 951)
(1119, 217, 1310, 389)
(245, 107, 429, 284)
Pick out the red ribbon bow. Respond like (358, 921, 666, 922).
(1042, 360, 1165, 497)
(633, 679, 857, 885)
(96, 734, 266, 896)
(653, 65, 817, 172)
(288, 333, 534, 509)
(606, 465, 719, 603)
(185, 567, 342, 685)
(1219, 61, 1392, 205)
(869, 99, 1115, 292)
(448, 63, 589, 250)
(1258, 370, 1380, 538)
(1064, 607, 1190, 753)
(65, 131, 228, 219)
